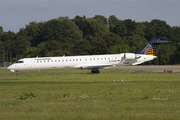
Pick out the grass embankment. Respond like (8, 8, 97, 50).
(0, 68, 180, 120)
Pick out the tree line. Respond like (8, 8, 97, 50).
(0, 15, 180, 65)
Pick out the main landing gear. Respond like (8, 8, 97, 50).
(91, 69, 100, 74)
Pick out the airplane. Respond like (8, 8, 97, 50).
(7, 39, 171, 75)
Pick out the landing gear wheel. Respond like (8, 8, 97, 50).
(95, 70, 100, 74)
(91, 69, 100, 74)
(91, 69, 95, 74)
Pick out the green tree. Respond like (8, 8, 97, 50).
(23, 47, 37, 58)
(72, 15, 91, 38)
(156, 44, 171, 65)
(104, 32, 123, 48)
(90, 37, 108, 54)
(1, 31, 15, 42)
(23, 21, 44, 46)
(175, 43, 180, 64)
(172, 26, 180, 44)
(72, 39, 92, 55)
(109, 44, 130, 54)
(88, 18, 109, 37)
(123, 19, 136, 36)
(112, 20, 127, 38)
(143, 21, 156, 41)
(42, 19, 64, 42)
(150, 19, 172, 40)
(45, 40, 60, 52)
(45, 40, 68, 56)
(14, 36, 31, 58)
(61, 18, 83, 43)
(36, 42, 48, 57)
(0, 41, 5, 64)
(0, 26, 3, 40)
(132, 22, 146, 37)
(93, 15, 107, 25)
(87, 18, 109, 47)
(108, 15, 118, 32)
(126, 34, 147, 53)
(126, 23, 147, 53)
(43, 18, 83, 43)
(59, 43, 74, 56)
(1, 31, 16, 60)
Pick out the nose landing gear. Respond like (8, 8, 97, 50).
(16, 71, 19, 76)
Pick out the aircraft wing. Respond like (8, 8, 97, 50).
(79, 64, 114, 69)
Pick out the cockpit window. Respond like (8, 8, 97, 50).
(16, 61, 24, 63)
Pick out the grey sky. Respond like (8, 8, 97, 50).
(1, 0, 180, 33)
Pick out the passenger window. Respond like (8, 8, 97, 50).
(66, 59, 68, 62)
(97, 58, 99, 60)
(76, 59, 78, 61)
(62, 60, 64, 62)
(55, 60, 57, 62)
(94, 58, 95, 60)
(37, 61, 39, 63)
(59, 60, 60, 62)
(101, 58, 103, 60)
(85, 59, 87, 61)
(105, 58, 106, 60)
(73, 59, 75, 61)
(80, 59, 82, 61)
(44, 61, 45, 63)
(51, 60, 53, 62)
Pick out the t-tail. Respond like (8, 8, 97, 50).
(136, 39, 171, 55)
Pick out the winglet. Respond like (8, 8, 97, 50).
(136, 39, 171, 55)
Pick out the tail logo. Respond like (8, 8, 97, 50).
(136, 39, 171, 55)
(144, 44, 159, 55)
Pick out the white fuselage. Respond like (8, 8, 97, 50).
(7, 53, 157, 71)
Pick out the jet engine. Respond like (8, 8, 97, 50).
(124, 53, 136, 60)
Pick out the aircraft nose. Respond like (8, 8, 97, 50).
(7, 66, 11, 69)
(7, 65, 15, 72)
(7, 64, 13, 69)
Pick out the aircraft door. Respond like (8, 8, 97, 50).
(27, 59, 32, 68)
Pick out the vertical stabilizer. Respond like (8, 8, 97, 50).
(136, 39, 171, 55)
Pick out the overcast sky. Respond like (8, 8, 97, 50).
(1, 0, 180, 33)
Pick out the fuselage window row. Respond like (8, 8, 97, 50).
(36, 57, 116, 63)
(23, 57, 119, 64)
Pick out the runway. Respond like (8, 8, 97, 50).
(109, 65, 180, 72)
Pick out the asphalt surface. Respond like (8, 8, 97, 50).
(109, 66, 180, 72)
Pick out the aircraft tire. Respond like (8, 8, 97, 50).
(91, 70, 95, 74)
(95, 70, 100, 74)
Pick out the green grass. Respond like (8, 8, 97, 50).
(0, 68, 180, 120)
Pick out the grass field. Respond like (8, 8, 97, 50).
(0, 68, 180, 120)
